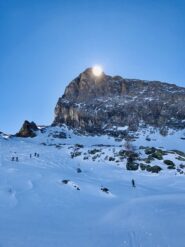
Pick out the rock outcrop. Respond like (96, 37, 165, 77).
(53, 68, 185, 133)
(16, 120, 38, 138)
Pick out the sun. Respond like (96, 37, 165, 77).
(92, 65, 103, 77)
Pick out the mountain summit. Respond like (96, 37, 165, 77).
(53, 68, 185, 133)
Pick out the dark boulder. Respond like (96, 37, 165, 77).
(16, 120, 38, 138)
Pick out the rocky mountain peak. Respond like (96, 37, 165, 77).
(53, 69, 185, 134)
(16, 120, 38, 138)
(62, 68, 126, 102)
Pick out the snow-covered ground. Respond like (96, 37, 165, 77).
(133, 127, 185, 152)
(0, 126, 185, 247)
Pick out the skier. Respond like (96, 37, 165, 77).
(132, 179, 136, 188)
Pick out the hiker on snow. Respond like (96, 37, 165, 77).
(132, 179, 136, 188)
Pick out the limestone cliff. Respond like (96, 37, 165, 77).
(53, 68, 185, 133)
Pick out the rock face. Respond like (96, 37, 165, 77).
(53, 68, 185, 133)
(16, 120, 38, 138)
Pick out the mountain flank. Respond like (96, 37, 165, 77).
(53, 68, 185, 133)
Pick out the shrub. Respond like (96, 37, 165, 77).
(88, 149, 101, 155)
(145, 147, 166, 160)
(146, 136, 151, 141)
(119, 150, 138, 159)
(92, 154, 101, 161)
(75, 144, 84, 148)
(164, 160, 175, 169)
(180, 164, 185, 169)
(140, 163, 147, 170)
(151, 150, 163, 160)
(144, 155, 155, 163)
(109, 157, 115, 161)
(126, 161, 139, 171)
(171, 150, 185, 157)
(145, 165, 162, 173)
(127, 151, 139, 159)
(62, 179, 70, 184)
(76, 168, 82, 173)
(176, 156, 185, 161)
(177, 168, 184, 174)
(101, 187, 109, 193)
(149, 165, 162, 173)
(164, 160, 175, 166)
(119, 150, 126, 157)
(71, 151, 82, 158)
(145, 147, 156, 155)
(139, 146, 146, 150)
(167, 165, 176, 170)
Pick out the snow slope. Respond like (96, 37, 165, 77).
(0, 126, 185, 247)
(133, 126, 185, 152)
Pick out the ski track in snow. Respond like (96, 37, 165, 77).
(128, 231, 141, 247)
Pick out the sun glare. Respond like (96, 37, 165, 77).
(92, 65, 103, 77)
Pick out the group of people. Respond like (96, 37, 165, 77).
(11, 152, 40, 162)
(30, 153, 40, 158)
(11, 156, 19, 162)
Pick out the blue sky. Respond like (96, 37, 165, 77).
(1, 0, 185, 133)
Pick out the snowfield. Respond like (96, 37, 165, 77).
(0, 126, 185, 247)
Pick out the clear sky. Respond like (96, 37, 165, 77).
(1, 0, 185, 134)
